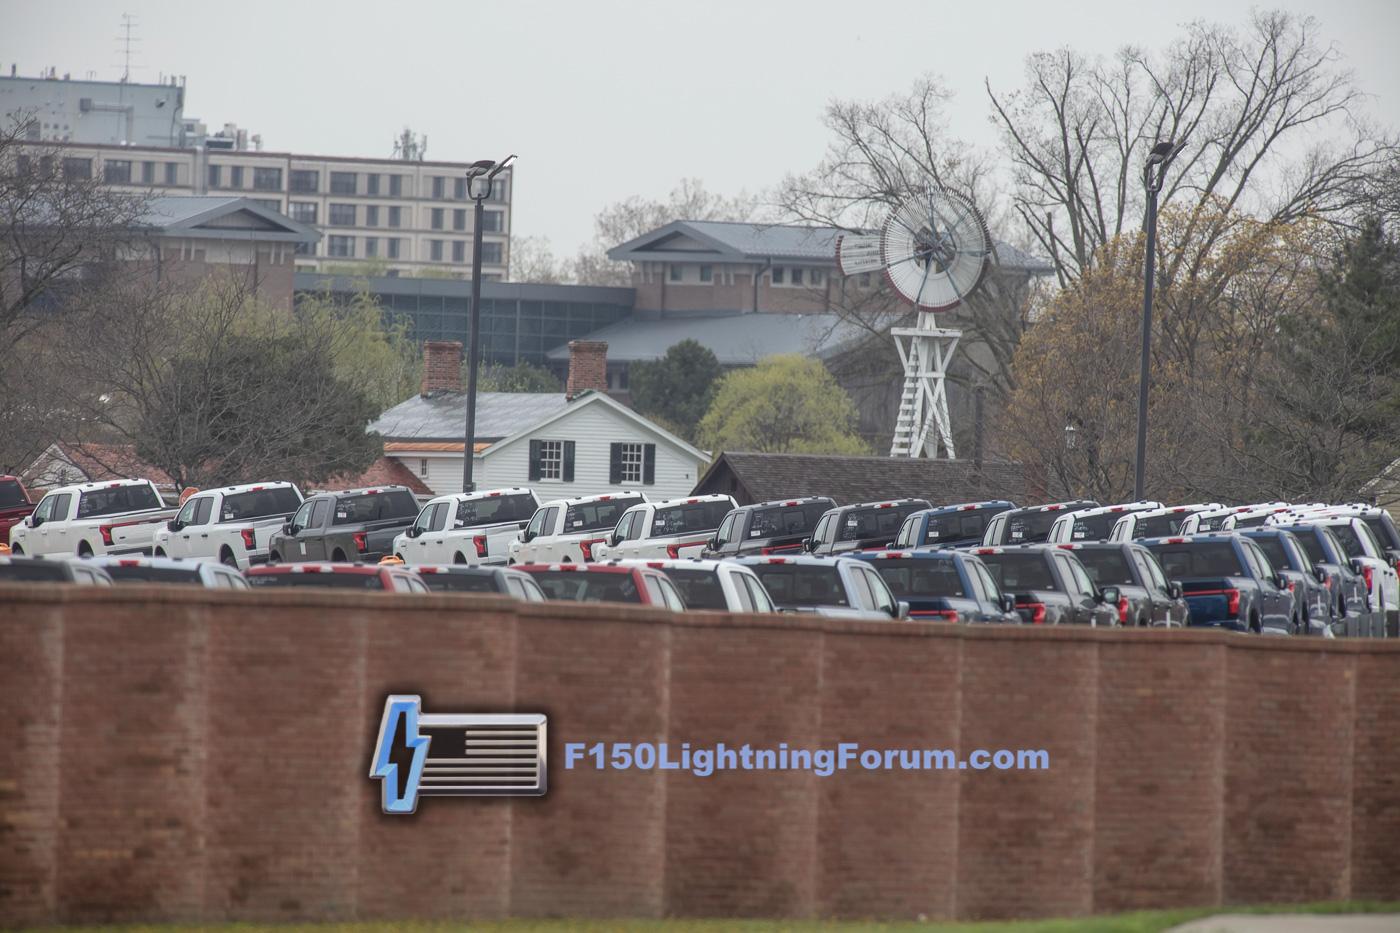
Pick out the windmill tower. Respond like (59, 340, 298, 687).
(836, 188, 993, 459)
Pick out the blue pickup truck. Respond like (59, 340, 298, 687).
(852, 549, 1020, 623)
(1141, 533, 1295, 634)
(889, 500, 1017, 551)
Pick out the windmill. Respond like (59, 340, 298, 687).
(835, 188, 993, 459)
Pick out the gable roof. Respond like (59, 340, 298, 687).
(318, 455, 433, 496)
(479, 391, 709, 463)
(21, 442, 176, 490)
(691, 451, 1026, 507)
(137, 196, 320, 245)
(608, 219, 1053, 274)
(369, 391, 572, 443)
(544, 310, 872, 365)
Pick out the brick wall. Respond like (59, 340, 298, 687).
(421, 340, 463, 395)
(1, 583, 1398, 925)
(565, 340, 608, 398)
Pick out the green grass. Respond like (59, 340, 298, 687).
(33, 901, 1400, 933)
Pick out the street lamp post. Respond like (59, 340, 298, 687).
(1134, 140, 1182, 501)
(461, 154, 516, 493)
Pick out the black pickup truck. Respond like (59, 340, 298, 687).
(268, 486, 420, 564)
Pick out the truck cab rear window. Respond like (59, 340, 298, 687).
(248, 573, 386, 589)
(333, 490, 418, 524)
(77, 484, 162, 519)
(978, 553, 1056, 591)
(529, 571, 641, 603)
(105, 567, 204, 584)
(1134, 514, 1183, 538)
(748, 502, 828, 538)
(564, 497, 643, 532)
(869, 558, 966, 597)
(1006, 512, 1059, 544)
(458, 494, 536, 526)
(1073, 550, 1133, 586)
(653, 501, 732, 537)
(417, 573, 501, 593)
(923, 513, 990, 545)
(1146, 542, 1244, 578)
(221, 488, 302, 521)
(0, 480, 28, 509)
(837, 506, 915, 542)
(661, 569, 728, 609)
(748, 565, 848, 608)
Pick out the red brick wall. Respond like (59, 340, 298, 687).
(2, 583, 1399, 925)
(565, 340, 608, 398)
(421, 341, 463, 395)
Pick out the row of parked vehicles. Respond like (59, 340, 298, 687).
(2, 473, 1396, 636)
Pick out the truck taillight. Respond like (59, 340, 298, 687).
(99, 525, 114, 546)
(1229, 588, 1240, 616)
(1117, 596, 1129, 625)
(666, 544, 682, 559)
(240, 528, 256, 549)
(578, 537, 605, 561)
(473, 534, 487, 558)
(1363, 565, 1374, 592)
(1016, 600, 1047, 624)
(911, 609, 958, 621)
(353, 531, 368, 553)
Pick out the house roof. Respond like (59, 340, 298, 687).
(608, 219, 1053, 274)
(318, 455, 433, 496)
(21, 442, 176, 489)
(137, 196, 320, 245)
(477, 391, 708, 463)
(369, 391, 572, 443)
(691, 451, 1027, 507)
(544, 311, 873, 365)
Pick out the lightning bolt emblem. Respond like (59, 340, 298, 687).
(370, 695, 431, 814)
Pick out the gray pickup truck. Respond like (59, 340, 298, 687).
(268, 486, 420, 563)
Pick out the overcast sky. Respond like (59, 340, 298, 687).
(3, 0, 1397, 254)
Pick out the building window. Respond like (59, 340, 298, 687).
(537, 440, 563, 480)
(419, 458, 429, 476)
(669, 264, 682, 282)
(328, 235, 354, 258)
(453, 177, 466, 200)
(431, 207, 444, 230)
(790, 267, 803, 286)
(365, 205, 379, 227)
(486, 177, 508, 202)
(330, 171, 357, 194)
(365, 237, 379, 257)
(329, 203, 356, 226)
(482, 242, 503, 265)
(617, 443, 644, 484)
(103, 159, 132, 184)
(430, 239, 444, 262)
(387, 238, 401, 259)
(481, 209, 503, 233)
(432, 176, 445, 199)
(389, 174, 403, 197)
(289, 169, 318, 193)
(699, 264, 713, 283)
(771, 267, 785, 284)
(452, 240, 466, 263)
(207, 163, 222, 188)
(809, 269, 824, 286)
(289, 201, 317, 223)
(295, 241, 315, 256)
(141, 161, 155, 183)
(388, 206, 402, 227)
(253, 167, 282, 191)
(164, 162, 178, 185)
(230, 165, 244, 188)
(453, 208, 466, 231)
(366, 174, 380, 196)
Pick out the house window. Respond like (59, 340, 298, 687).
(365, 205, 379, 227)
(387, 238, 401, 259)
(669, 265, 682, 282)
(481, 209, 503, 232)
(432, 176, 445, 199)
(810, 269, 825, 286)
(771, 266, 784, 284)
(482, 242, 503, 264)
(389, 174, 403, 196)
(365, 237, 379, 257)
(104, 159, 132, 184)
(618, 443, 643, 484)
(699, 264, 713, 283)
(164, 162, 178, 185)
(290, 169, 319, 193)
(141, 161, 155, 183)
(452, 240, 466, 263)
(329, 203, 356, 226)
(207, 163, 222, 188)
(453, 208, 466, 231)
(288, 201, 317, 223)
(330, 171, 357, 194)
(790, 267, 803, 286)
(419, 458, 429, 477)
(229, 165, 244, 188)
(430, 239, 444, 261)
(609, 442, 656, 485)
(388, 206, 402, 227)
(431, 207, 444, 230)
(328, 235, 354, 258)
(538, 440, 563, 480)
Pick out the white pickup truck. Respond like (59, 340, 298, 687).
(591, 495, 737, 562)
(9, 478, 176, 558)
(508, 491, 648, 565)
(151, 482, 304, 570)
(392, 487, 540, 566)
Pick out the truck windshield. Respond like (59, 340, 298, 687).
(457, 493, 537, 527)
(868, 558, 966, 597)
(527, 570, 642, 603)
(1145, 542, 1244, 578)
(221, 487, 302, 522)
(1249, 536, 1296, 572)
(0, 479, 29, 509)
(652, 501, 733, 537)
(661, 569, 728, 609)
(747, 564, 849, 608)
(332, 490, 419, 524)
(1290, 530, 1326, 565)
(978, 553, 1057, 591)
(1362, 516, 1400, 550)
(563, 497, 644, 532)
(77, 484, 163, 519)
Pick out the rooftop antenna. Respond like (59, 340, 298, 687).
(392, 127, 428, 161)
(116, 13, 140, 82)
(836, 186, 995, 459)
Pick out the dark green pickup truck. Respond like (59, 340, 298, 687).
(268, 486, 420, 564)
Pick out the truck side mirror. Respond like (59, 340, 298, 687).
(167, 519, 181, 532)
(1099, 586, 1121, 606)
(801, 537, 814, 552)
(891, 600, 910, 619)
(1313, 565, 1327, 584)
(999, 593, 1016, 613)
(1168, 581, 1183, 600)
(27, 514, 40, 528)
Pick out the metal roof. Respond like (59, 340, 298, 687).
(138, 196, 320, 244)
(370, 391, 571, 443)
(544, 311, 873, 365)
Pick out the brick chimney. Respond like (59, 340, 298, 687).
(565, 340, 609, 399)
(421, 340, 463, 396)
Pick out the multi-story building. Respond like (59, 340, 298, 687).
(1, 69, 189, 147)
(12, 141, 512, 280)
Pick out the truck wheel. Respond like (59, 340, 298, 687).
(219, 547, 239, 568)
(331, 549, 347, 563)
(10, 544, 22, 556)
(269, 551, 282, 564)
(77, 542, 92, 558)
(1249, 612, 1261, 634)
(154, 548, 167, 558)
(453, 553, 467, 565)
(1291, 612, 1302, 636)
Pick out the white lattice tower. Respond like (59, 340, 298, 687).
(890, 320, 960, 458)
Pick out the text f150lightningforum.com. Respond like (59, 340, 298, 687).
(564, 742, 1050, 778)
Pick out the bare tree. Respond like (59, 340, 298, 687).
(508, 234, 571, 284)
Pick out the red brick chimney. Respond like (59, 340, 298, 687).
(565, 340, 609, 400)
(421, 340, 463, 396)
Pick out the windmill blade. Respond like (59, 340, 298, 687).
(873, 187, 992, 312)
(835, 233, 884, 275)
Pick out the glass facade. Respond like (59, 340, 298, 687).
(295, 274, 633, 367)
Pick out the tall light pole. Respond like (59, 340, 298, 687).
(1134, 140, 1182, 501)
(461, 154, 516, 493)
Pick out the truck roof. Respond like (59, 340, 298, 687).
(39, 478, 157, 496)
(622, 494, 734, 511)
(428, 487, 534, 505)
(320, 485, 412, 499)
(537, 490, 645, 508)
(1057, 501, 1162, 520)
(922, 500, 1017, 514)
(204, 481, 299, 496)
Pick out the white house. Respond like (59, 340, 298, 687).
(371, 340, 710, 500)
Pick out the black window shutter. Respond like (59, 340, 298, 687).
(528, 440, 542, 482)
(563, 441, 576, 482)
(643, 444, 656, 485)
(609, 443, 623, 485)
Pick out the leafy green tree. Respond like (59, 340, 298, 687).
(697, 355, 869, 455)
(630, 339, 722, 440)
(295, 289, 421, 412)
(474, 361, 562, 393)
